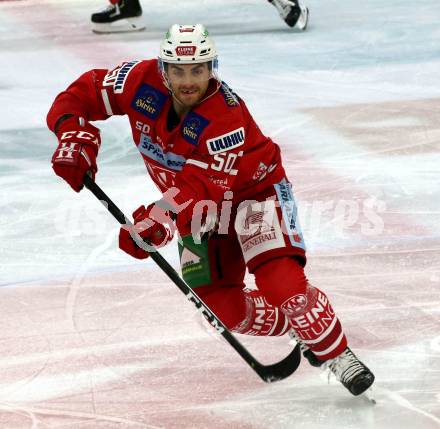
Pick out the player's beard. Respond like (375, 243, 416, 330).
(174, 85, 206, 108)
(169, 76, 211, 109)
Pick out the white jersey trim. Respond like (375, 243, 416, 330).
(101, 89, 114, 116)
(302, 315, 338, 345)
(313, 331, 345, 357)
(186, 159, 209, 170)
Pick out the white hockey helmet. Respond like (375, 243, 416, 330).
(159, 24, 217, 65)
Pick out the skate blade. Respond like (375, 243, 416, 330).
(363, 387, 377, 404)
(92, 17, 146, 34)
(295, 7, 309, 31)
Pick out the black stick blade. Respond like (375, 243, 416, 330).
(254, 343, 301, 382)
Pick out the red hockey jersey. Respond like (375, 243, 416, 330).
(47, 59, 286, 233)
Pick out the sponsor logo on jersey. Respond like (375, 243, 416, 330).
(132, 84, 168, 119)
(138, 133, 186, 171)
(176, 46, 196, 56)
(181, 112, 210, 146)
(280, 294, 308, 317)
(242, 212, 272, 237)
(239, 212, 277, 254)
(181, 247, 201, 270)
(131, 83, 168, 119)
(103, 61, 139, 94)
(252, 162, 277, 182)
(131, 83, 167, 119)
(220, 82, 239, 107)
(274, 179, 306, 250)
(206, 127, 245, 155)
(234, 293, 278, 336)
(252, 162, 268, 181)
(209, 177, 229, 189)
(235, 200, 285, 263)
(288, 292, 335, 334)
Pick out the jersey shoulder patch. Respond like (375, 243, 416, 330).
(181, 111, 210, 146)
(102, 60, 141, 94)
(220, 81, 240, 107)
(206, 127, 245, 154)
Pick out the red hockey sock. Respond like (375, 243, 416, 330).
(232, 289, 290, 336)
(254, 257, 347, 360)
(197, 284, 289, 336)
(286, 284, 347, 360)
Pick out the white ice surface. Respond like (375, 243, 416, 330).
(0, 1, 439, 428)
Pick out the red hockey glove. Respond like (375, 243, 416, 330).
(119, 203, 175, 259)
(51, 116, 101, 192)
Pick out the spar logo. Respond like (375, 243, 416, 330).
(206, 127, 245, 155)
(176, 46, 196, 56)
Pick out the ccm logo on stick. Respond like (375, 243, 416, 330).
(206, 127, 245, 155)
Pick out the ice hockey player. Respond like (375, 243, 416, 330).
(91, 0, 145, 34)
(268, 0, 309, 29)
(47, 24, 374, 396)
(91, 0, 308, 34)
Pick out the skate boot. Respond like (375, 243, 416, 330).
(326, 347, 375, 396)
(91, 0, 145, 34)
(269, 0, 309, 30)
(289, 331, 375, 395)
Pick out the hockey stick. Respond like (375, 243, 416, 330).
(83, 174, 301, 382)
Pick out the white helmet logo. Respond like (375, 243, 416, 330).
(176, 46, 196, 56)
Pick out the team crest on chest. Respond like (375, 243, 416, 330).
(131, 84, 167, 119)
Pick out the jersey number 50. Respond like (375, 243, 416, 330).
(210, 151, 243, 176)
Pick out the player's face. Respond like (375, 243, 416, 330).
(166, 63, 211, 107)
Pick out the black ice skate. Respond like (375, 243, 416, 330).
(269, 0, 309, 30)
(326, 347, 375, 396)
(290, 331, 375, 396)
(91, 0, 145, 34)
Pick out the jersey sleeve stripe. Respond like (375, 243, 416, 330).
(101, 89, 114, 116)
(186, 159, 209, 169)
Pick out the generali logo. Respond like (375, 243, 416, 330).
(176, 46, 196, 56)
